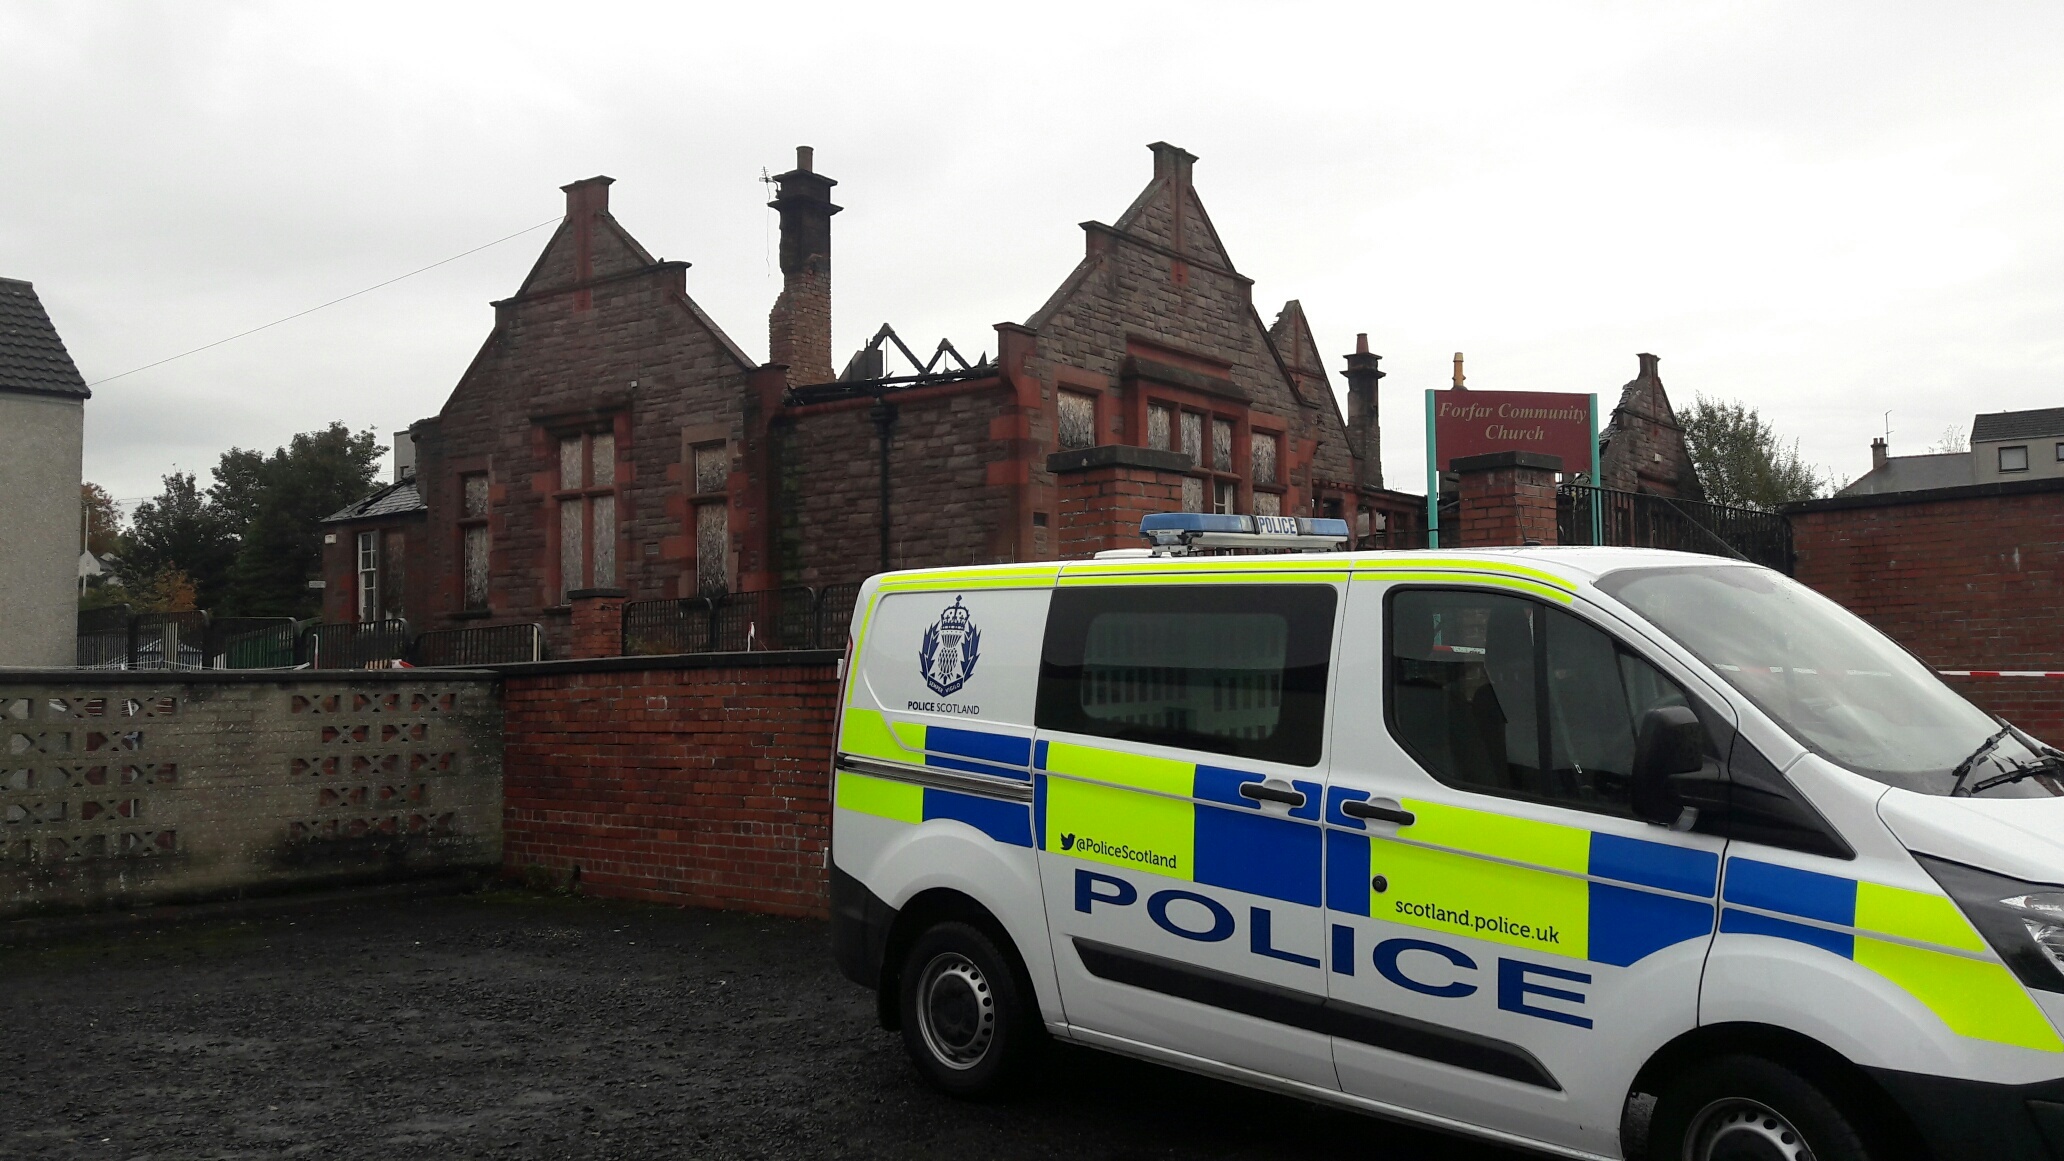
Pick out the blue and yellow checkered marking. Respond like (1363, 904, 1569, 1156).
(1717, 856, 2061, 1053)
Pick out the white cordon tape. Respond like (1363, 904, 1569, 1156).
(1939, 670, 2064, 678)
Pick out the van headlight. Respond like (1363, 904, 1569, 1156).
(1917, 855, 2064, 994)
(2001, 892, 2064, 978)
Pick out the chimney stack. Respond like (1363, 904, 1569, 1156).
(768, 145, 840, 385)
(559, 176, 614, 289)
(1343, 333, 1385, 490)
(1871, 437, 1889, 471)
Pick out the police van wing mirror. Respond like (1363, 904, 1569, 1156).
(1632, 705, 1704, 830)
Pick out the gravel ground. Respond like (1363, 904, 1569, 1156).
(0, 888, 1535, 1160)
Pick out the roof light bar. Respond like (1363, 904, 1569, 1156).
(1130, 512, 1352, 555)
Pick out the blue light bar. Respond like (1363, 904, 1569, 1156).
(1140, 513, 1352, 539)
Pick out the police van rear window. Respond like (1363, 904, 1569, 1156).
(1036, 584, 1335, 766)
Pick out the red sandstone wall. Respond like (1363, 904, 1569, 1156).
(1792, 486, 2064, 738)
(500, 656, 841, 917)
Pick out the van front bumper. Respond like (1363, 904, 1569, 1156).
(1867, 1067, 2064, 1160)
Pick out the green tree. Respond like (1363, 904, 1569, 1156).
(1679, 396, 1830, 509)
(81, 482, 123, 555)
(122, 472, 238, 608)
(221, 423, 384, 617)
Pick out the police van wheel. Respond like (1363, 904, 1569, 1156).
(1650, 1055, 1872, 1161)
(897, 922, 1037, 1097)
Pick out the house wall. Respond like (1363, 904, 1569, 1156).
(0, 392, 82, 667)
(1974, 437, 2064, 484)
(0, 670, 502, 918)
(320, 515, 430, 627)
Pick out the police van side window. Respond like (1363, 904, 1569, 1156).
(1386, 588, 1691, 815)
(1037, 584, 1335, 767)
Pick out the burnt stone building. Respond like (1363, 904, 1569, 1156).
(324, 144, 1423, 653)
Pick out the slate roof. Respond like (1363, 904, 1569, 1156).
(1972, 407, 2064, 443)
(0, 277, 89, 400)
(1836, 452, 1973, 496)
(323, 478, 427, 523)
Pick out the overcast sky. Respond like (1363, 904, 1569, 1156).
(6, 1, 2062, 511)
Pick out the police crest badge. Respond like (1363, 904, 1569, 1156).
(919, 596, 980, 697)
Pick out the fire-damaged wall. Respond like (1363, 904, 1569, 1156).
(0, 671, 502, 918)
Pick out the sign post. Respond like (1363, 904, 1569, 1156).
(1588, 392, 1602, 545)
(1425, 390, 1439, 548)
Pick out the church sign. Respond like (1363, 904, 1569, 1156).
(1423, 387, 1600, 548)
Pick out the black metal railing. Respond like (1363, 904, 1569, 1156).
(305, 619, 412, 669)
(75, 609, 301, 670)
(622, 584, 862, 656)
(409, 623, 543, 667)
(1557, 484, 1794, 574)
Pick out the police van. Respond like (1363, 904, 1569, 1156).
(828, 513, 2064, 1161)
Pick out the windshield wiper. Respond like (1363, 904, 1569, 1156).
(1962, 755, 2064, 796)
(1949, 724, 2015, 797)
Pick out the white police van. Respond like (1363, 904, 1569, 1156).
(829, 513, 2064, 1161)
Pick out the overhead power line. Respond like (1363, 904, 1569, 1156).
(87, 215, 562, 388)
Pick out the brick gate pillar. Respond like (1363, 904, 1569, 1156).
(1452, 451, 1563, 548)
(566, 588, 629, 659)
(1048, 446, 1194, 558)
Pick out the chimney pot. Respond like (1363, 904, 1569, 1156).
(1638, 352, 1660, 377)
(1356, 333, 1369, 354)
(796, 145, 813, 173)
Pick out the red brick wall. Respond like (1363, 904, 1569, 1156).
(1055, 457, 1187, 558)
(500, 654, 841, 917)
(1454, 453, 1561, 547)
(1791, 483, 2064, 738)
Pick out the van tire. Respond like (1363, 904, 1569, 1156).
(1649, 1053, 1873, 1161)
(896, 921, 1039, 1098)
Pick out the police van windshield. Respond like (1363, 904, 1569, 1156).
(1597, 564, 2061, 798)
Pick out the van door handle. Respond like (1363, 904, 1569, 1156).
(1341, 800, 1416, 826)
(1239, 782, 1307, 808)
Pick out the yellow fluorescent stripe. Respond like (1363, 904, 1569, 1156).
(1041, 741, 1194, 796)
(1352, 557, 1573, 588)
(875, 565, 1061, 591)
(845, 593, 879, 704)
(1372, 838, 1589, 959)
(836, 771, 924, 824)
(1350, 571, 1571, 603)
(1855, 882, 1990, 954)
(1064, 556, 1349, 575)
(1043, 776, 1193, 880)
(1398, 800, 1591, 874)
(1854, 937, 2064, 1053)
(1059, 571, 1350, 587)
(840, 707, 913, 762)
(890, 720, 927, 750)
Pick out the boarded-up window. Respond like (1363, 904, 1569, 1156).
(1214, 480, 1235, 515)
(552, 429, 619, 601)
(696, 503, 728, 596)
(591, 494, 615, 588)
(1147, 404, 1173, 451)
(462, 525, 489, 610)
(1181, 476, 1204, 513)
(1058, 391, 1096, 450)
(559, 500, 583, 601)
(560, 437, 584, 489)
(1212, 418, 1233, 471)
(1251, 433, 1278, 486)
(1180, 412, 1203, 464)
(693, 443, 727, 494)
(1253, 491, 1280, 518)
(462, 474, 489, 519)
(381, 529, 407, 620)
